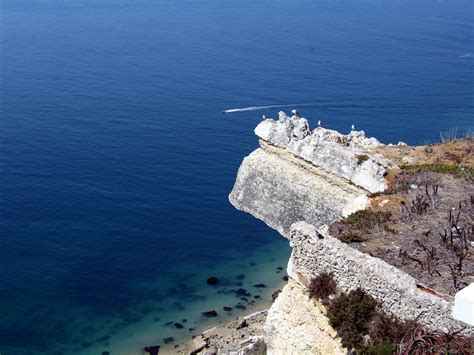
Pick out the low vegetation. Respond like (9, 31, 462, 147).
(308, 274, 471, 354)
(344, 210, 392, 231)
(402, 163, 473, 177)
(330, 148, 473, 295)
(308, 272, 336, 302)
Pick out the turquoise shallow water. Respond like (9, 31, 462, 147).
(0, 0, 473, 354)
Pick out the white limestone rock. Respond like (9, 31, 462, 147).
(229, 144, 369, 237)
(254, 112, 388, 193)
(287, 221, 473, 334)
(264, 279, 346, 354)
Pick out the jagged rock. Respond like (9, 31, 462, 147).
(206, 277, 219, 285)
(238, 336, 266, 355)
(264, 280, 345, 354)
(253, 112, 388, 193)
(186, 336, 207, 354)
(236, 318, 248, 329)
(229, 143, 369, 237)
(144, 345, 160, 355)
(282, 275, 289, 281)
(272, 290, 281, 302)
(288, 221, 470, 333)
(202, 310, 218, 318)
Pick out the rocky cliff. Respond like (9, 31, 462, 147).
(227, 112, 472, 354)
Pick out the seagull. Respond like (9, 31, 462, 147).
(291, 109, 299, 116)
(351, 124, 355, 131)
(317, 120, 322, 127)
(262, 115, 266, 120)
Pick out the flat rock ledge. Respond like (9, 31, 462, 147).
(229, 142, 369, 237)
(254, 111, 389, 193)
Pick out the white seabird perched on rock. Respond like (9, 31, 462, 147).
(351, 124, 355, 131)
(317, 120, 322, 127)
(262, 115, 266, 120)
(291, 109, 299, 116)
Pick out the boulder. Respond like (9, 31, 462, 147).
(272, 290, 282, 302)
(202, 310, 218, 317)
(144, 345, 160, 355)
(206, 277, 219, 285)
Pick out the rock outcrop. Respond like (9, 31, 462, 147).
(287, 222, 470, 333)
(254, 111, 388, 193)
(264, 279, 345, 354)
(229, 142, 369, 237)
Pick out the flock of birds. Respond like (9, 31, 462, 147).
(262, 109, 356, 131)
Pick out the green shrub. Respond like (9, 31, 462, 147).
(308, 272, 336, 302)
(327, 288, 377, 349)
(402, 163, 474, 176)
(344, 210, 392, 232)
(339, 233, 368, 243)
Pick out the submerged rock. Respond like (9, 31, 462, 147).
(254, 284, 267, 288)
(206, 277, 219, 285)
(202, 310, 218, 317)
(282, 275, 289, 281)
(235, 288, 251, 297)
(144, 345, 160, 355)
(163, 337, 174, 344)
(223, 306, 233, 311)
(236, 274, 246, 280)
(235, 304, 246, 310)
(174, 323, 184, 329)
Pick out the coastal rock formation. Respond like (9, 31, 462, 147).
(219, 114, 472, 354)
(287, 221, 471, 333)
(178, 310, 268, 354)
(254, 111, 388, 193)
(264, 279, 345, 354)
(229, 142, 369, 237)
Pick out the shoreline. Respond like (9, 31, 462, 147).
(168, 306, 273, 354)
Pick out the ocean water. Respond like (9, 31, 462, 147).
(0, 0, 473, 354)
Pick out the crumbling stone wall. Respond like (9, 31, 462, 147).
(287, 221, 472, 334)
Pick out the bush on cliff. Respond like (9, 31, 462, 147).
(308, 272, 336, 302)
(327, 288, 377, 349)
(345, 210, 392, 231)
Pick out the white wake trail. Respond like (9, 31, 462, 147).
(223, 103, 317, 113)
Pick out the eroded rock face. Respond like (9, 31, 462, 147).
(229, 143, 369, 237)
(254, 112, 388, 193)
(287, 221, 472, 334)
(264, 279, 346, 355)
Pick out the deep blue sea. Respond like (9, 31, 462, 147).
(0, 0, 473, 354)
